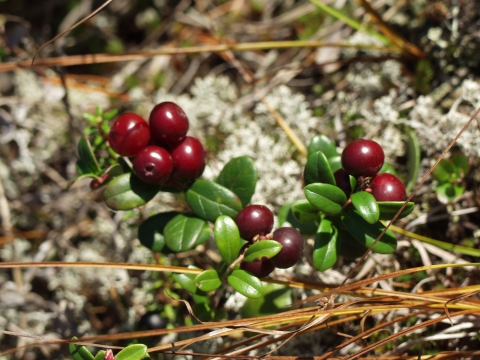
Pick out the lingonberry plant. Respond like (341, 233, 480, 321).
(70, 103, 413, 314)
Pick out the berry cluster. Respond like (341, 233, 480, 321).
(108, 102, 206, 185)
(235, 205, 303, 277)
(338, 139, 406, 201)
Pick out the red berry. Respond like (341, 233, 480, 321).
(341, 139, 384, 177)
(149, 102, 189, 147)
(333, 168, 352, 197)
(133, 145, 173, 185)
(270, 227, 303, 269)
(369, 173, 406, 202)
(108, 113, 151, 157)
(235, 205, 274, 241)
(170, 136, 206, 181)
(90, 174, 110, 190)
(240, 259, 275, 278)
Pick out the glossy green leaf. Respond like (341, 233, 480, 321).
(377, 201, 415, 220)
(194, 270, 222, 292)
(69, 337, 94, 360)
(104, 173, 160, 210)
(115, 344, 147, 360)
(433, 158, 462, 184)
(173, 271, 200, 294)
(308, 134, 338, 158)
(406, 127, 420, 192)
(435, 183, 464, 204)
(186, 180, 242, 222)
(304, 183, 347, 215)
(313, 217, 338, 271)
(327, 155, 342, 173)
(379, 162, 398, 176)
(216, 156, 257, 207)
(244, 240, 282, 262)
(214, 215, 242, 264)
(241, 284, 292, 318)
(337, 228, 369, 259)
(451, 153, 469, 176)
(228, 270, 263, 298)
(304, 151, 335, 186)
(342, 211, 397, 254)
(77, 136, 101, 175)
(138, 211, 179, 252)
(350, 191, 379, 224)
(94, 350, 105, 360)
(291, 200, 319, 224)
(164, 214, 211, 252)
(278, 202, 317, 235)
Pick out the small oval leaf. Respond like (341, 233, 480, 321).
(304, 183, 347, 215)
(350, 191, 380, 224)
(115, 344, 147, 360)
(313, 217, 338, 271)
(244, 240, 282, 262)
(435, 183, 464, 204)
(104, 173, 160, 210)
(278, 202, 317, 235)
(214, 215, 242, 264)
(138, 211, 179, 252)
(216, 156, 258, 207)
(338, 228, 369, 259)
(77, 136, 101, 175)
(228, 270, 263, 299)
(164, 214, 211, 253)
(194, 269, 222, 292)
(308, 135, 338, 158)
(291, 200, 319, 223)
(327, 155, 342, 173)
(377, 201, 415, 220)
(432, 158, 459, 183)
(186, 179, 242, 222)
(304, 151, 335, 186)
(342, 210, 397, 254)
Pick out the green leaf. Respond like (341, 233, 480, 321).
(342, 211, 397, 254)
(337, 228, 368, 259)
(291, 200, 319, 223)
(432, 159, 461, 184)
(186, 180, 242, 222)
(327, 155, 342, 173)
(194, 270, 222, 292)
(379, 162, 398, 176)
(278, 202, 317, 235)
(216, 156, 257, 207)
(313, 217, 338, 271)
(94, 350, 105, 360)
(164, 214, 211, 252)
(77, 136, 101, 175)
(103, 108, 118, 121)
(451, 153, 469, 176)
(350, 191, 379, 224)
(228, 270, 263, 299)
(406, 128, 420, 192)
(377, 201, 415, 220)
(214, 215, 242, 264)
(308, 134, 338, 158)
(138, 212, 179, 252)
(304, 183, 347, 215)
(244, 240, 282, 262)
(303, 151, 335, 186)
(104, 173, 160, 210)
(69, 337, 94, 360)
(115, 344, 147, 360)
(241, 284, 292, 318)
(173, 269, 202, 294)
(435, 183, 464, 204)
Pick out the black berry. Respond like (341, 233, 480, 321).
(108, 113, 151, 157)
(341, 139, 384, 177)
(369, 173, 406, 202)
(235, 205, 274, 241)
(270, 227, 303, 269)
(133, 145, 173, 185)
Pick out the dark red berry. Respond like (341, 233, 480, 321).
(133, 145, 173, 185)
(235, 205, 274, 241)
(341, 139, 384, 177)
(270, 227, 303, 269)
(149, 102, 189, 147)
(108, 113, 151, 157)
(369, 173, 406, 202)
(240, 259, 275, 278)
(170, 136, 206, 181)
(333, 168, 352, 197)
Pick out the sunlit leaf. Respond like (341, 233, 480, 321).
(228, 270, 263, 298)
(214, 215, 242, 264)
(304, 151, 335, 186)
(104, 173, 160, 210)
(164, 214, 211, 252)
(350, 191, 379, 224)
(304, 183, 347, 215)
(313, 217, 338, 271)
(243, 240, 282, 262)
(216, 156, 257, 207)
(194, 270, 222, 292)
